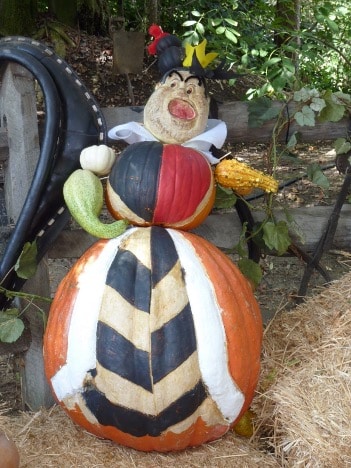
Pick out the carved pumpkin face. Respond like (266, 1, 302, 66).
(105, 141, 215, 230)
(144, 69, 210, 144)
(44, 227, 262, 452)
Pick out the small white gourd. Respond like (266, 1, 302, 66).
(80, 144, 116, 176)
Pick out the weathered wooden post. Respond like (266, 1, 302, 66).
(111, 15, 145, 105)
(0, 63, 54, 410)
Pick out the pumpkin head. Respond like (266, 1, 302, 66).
(44, 227, 262, 452)
(105, 141, 215, 230)
(144, 69, 210, 144)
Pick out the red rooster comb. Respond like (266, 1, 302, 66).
(147, 24, 170, 55)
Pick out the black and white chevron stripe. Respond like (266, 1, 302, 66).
(50, 227, 245, 437)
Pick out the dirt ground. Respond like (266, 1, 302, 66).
(1, 30, 351, 415)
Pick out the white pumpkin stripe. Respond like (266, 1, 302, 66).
(51, 229, 136, 401)
(167, 229, 245, 423)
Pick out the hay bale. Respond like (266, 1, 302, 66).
(1, 405, 278, 467)
(3, 270, 351, 466)
(254, 271, 351, 466)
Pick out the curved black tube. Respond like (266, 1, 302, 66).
(0, 37, 107, 307)
(0, 47, 61, 281)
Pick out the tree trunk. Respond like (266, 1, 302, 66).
(48, 0, 78, 28)
(275, 0, 301, 75)
(0, 0, 37, 36)
(147, 0, 159, 26)
(48, 0, 109, 35)
(275, 0, 300, 47)
(77, 0, 110, 35)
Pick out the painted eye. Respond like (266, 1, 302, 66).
(170, 81, 177, 88)
(186, 87, 193, 94)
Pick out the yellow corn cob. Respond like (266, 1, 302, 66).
(214, 159, 279, 196)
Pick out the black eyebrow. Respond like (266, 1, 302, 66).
(184, 75, 205, 87)
(160, 69, 204, 86)
(161, 69, 184, 82)
(160, 68, 207, 94)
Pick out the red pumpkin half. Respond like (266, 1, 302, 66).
(44, 227, 262, 452)
(105, 141, 215, 230)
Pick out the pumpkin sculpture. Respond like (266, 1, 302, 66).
(105, 141, 215, 230)
(44, 24, 269, 452)
(44, 226, 262, 452)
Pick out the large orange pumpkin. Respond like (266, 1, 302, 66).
(105, 141, 215, 230)
(43, 227, 262, 452)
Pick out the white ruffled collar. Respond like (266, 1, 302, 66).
(108, 119, 227, 164)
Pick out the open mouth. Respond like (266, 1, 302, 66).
(168, 99, 196, 120)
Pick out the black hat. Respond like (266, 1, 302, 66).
(147, 24, 238, 80)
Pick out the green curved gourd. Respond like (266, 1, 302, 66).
(63, 169, 128, 238)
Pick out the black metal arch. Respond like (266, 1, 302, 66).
(0, 37, 107, 307)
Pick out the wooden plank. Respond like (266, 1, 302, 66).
(197, 205, 351, 250)
(48, 229, 97, 258)
(21, 256, 55, 410)
(0, 129, 8, 161)
(0, 63, 53, 409)
(103, 105, 144, 130)
(102, 102, 350, 144)
(218, 101, 350, 143)
(48, 205, 351, 259)
(1, 64, 40, 221)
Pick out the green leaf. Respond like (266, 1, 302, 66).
(334, 138, 351, 155)
(210, 18, 222, 27)
(251, 222, 267, 250)
(271, 71, 293, 91)
(248, 97, 280, 127)
(183, 20, 196, 27)
(281, 57, 295, 73)
(294, 105, 315, 127)
(326, 18, 339, 33)
(225, 28, 238, 43)
(286, 132, 298, 148)
(214, 185, 237, 209)
(319, 90, 345, 122)
(307, 163, 330, 189)
(294, 87, 319, 102)
(283, 206, 306, 244)
(215, 26, 225, 35)
(0, 308, 18, 317)
(0, 310, 25, 343)
(263, 57, 281, 67)
(195, 22, 205, 35)
(238, 258, 262, 288)
(333, 91, 351, 105)
(191, 10, 201, 17)
(224, 18, 238, 27)
(263, 221, 291, 256)
(15, 241, 38, 279)
(310, 97, 326, 112)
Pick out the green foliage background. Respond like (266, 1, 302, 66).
(28, 0, 351, 95)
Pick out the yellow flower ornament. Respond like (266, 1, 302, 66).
(183, 39, 218, 69)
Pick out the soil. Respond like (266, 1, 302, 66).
(1, 30, 351, 414)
